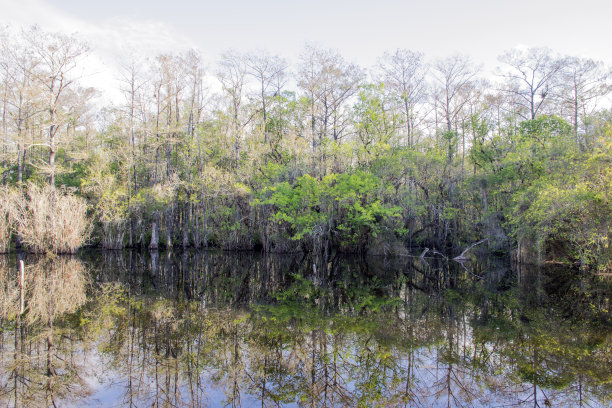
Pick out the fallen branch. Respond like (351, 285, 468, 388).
(453, 239, 488, 261)
(419, 247, 448, 259)
(456, 260, 483, 279)
(430, 249, 448, 258)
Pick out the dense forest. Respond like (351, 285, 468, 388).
(0, 26, 611, 269)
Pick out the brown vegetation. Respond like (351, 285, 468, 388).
(0, 256, 91, 407)
(0, 256, 89, 323)
(13, 184, 91, 254)
(26, 256, 89, 324)
(0, 186, 17, 253)
(0, 257, 18, 320)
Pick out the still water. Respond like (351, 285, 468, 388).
(0, 250, 610, 407)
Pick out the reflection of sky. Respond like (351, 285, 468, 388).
(62, 328, 605, 407)
(78, 345, 303, 407)
(70, 346, 123, 408)
(1, 251, 609, 407)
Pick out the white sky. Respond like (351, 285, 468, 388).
(2, 0, 611, 100)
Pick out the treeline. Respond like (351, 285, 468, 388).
(0, 26, 611, 268)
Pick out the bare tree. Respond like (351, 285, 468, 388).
(297, 45, 323, 157)
(558, 56, 611, 143)
(298, 45, 362, 173)
(245, 52, 288, 145)
(182, 50, 206, 248)
(432, 55, 479, 132)
(217, 51, 248, 169)
(118, 56, 148, 246)
(497, 47, 563, 120)
(377, 49, 428, 147)
(1, 33, 43, 185)
(153, 53, 188, 248)
(23, 26, 88, 186)
(184, 50, 205, 140)
(0, 28, 9, 184)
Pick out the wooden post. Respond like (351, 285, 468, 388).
(18, 259, 25, 314)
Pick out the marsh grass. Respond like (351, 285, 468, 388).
(0, 186, 17, 253)
(14, 184, 91, 254)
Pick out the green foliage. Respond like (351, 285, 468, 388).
(263, 174, 326, 242)
(519, 115, 572, 142)
(470, 114, 611, 267)
(256, 170, 400, 251)
(353, 84, 399, 164)
(329, 171, 401, 248)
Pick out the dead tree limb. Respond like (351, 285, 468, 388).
(456, 260, 483, 279)
(419, 247, 448, 259)
(453, 239, 488, 261)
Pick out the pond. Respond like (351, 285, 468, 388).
(0, 250, 610, 407)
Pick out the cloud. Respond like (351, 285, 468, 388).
(0, 0, 198, 103)
(86, 16, 197, 61)
(1, 0, 195, 52)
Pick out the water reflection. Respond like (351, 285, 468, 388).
(0, 256, 90, 407)
(0, 251, 610, 407)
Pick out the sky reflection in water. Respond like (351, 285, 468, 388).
(0, 251, 610, 407)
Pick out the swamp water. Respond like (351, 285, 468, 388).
(0, 250, 610, 407)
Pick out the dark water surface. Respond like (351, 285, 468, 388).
(0, 250, 610, 407)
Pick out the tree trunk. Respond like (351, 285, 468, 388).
(193, 204, 201, 248)
(17, 145, 23, 184)
(182, 202, 189, 248)
(150, 220, 159, 250)
(49, 127, 55, 186)
(166, 207, 173, 248)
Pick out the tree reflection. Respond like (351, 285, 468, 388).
(0, 255, 90, 408)
(0, 252, 610, 407)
